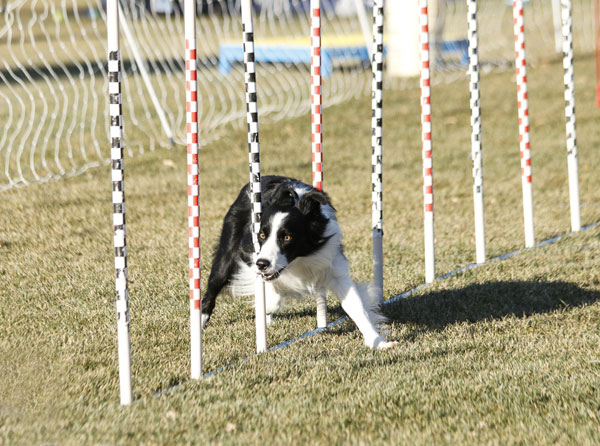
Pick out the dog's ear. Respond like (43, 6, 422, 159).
(272, 187, 297, 207)
(297, 190, 329, 216)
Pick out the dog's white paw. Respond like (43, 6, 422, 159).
(375, 340, 399, 350)
(201, 313, 210, 329)
(266, 314, 273, 326)
(367, 337, 399, 350)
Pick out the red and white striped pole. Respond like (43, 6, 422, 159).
(107, 0, 132, 406)
(513, 0, 535, 248)
(311, 0, 327, 329)
(311, 0, 323, 192)
(185, 0, 202, 380)
(420, 0, 435, 284)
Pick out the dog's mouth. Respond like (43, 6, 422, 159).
(260, 267, 286, 281)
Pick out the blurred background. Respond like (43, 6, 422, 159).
(0, 0, 597, 191)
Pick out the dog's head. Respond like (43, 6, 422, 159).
(255, 189, 331, 280)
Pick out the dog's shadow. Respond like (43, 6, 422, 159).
(291, 280, 599, 339)
(384, 280, 599, 334)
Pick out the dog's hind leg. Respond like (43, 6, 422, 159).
(200, 268, 228, 328)
(201, 248, 240, 328)
(201, 188, 252, 327)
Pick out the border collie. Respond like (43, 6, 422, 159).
(201, 176, 397, 350)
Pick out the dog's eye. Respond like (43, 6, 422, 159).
(259, 232, 266, 240)
(283, 234, 292, 242)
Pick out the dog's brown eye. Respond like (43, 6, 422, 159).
(283, 234, 292, 242)
(259, 232, 266, 240)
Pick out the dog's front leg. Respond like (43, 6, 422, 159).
(264, 281, 282, 325)
(328, 254, 396, 350)
(315, 288, 328, 329)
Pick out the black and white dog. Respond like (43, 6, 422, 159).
(201, 176, 396, 350)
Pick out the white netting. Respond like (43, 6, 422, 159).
(0, 0, 596, 191)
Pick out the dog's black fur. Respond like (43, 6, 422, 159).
(201, 175, 330, 320)
(200, 175, 396, 349)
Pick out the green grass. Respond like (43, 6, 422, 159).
(1, 52, 600, 445)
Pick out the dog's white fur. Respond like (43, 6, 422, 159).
(227, 203, 396, 350)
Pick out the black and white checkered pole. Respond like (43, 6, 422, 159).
(242, 0, 267, 353)
(560, 0, 581, 232)
(371, 0, 384, 303)
(108, 0, 132, 406)
(467, 0, 486, 264)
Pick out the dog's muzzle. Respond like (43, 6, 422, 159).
(256, 258, 285, 281)
(260, 268, 285, 281)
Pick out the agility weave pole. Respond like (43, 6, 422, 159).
(467, 0, 486, 265)
(371, 0, 384, 301)
(242, 0, 268, 353)
(108, 0, 133, 406)
(310, 0, 328, 329)
(595, 0, 600, 107)
(512, 0, 535, 248)
(560, 0, 581, 233)
(311, 0, 323, 193)
(185, 0, 202, 380)
(420, 0, 436, 284)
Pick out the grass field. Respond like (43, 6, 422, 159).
(1, 49, 600, 444)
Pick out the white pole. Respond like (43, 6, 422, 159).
(241, 0, 267, 353)
(552, 0, 563, 53)
(108, 0, 133, 406)
(467, 0, 486, 264)
(513, 0, 535, 248)
(310, 0, 328, 328)
(420, 0, 436, 284)
(386, 2, 420, 77)
(595, 0, 600, 108)
(371, 0, 384, 302)
(118, 1, 174, 143)
(352, 0, 373, 59)
(254, 277, 267, 352)
(185, 0, 202, 380)
(560, 0, 581, 232)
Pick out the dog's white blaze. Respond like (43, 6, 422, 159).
(293, 184, 311, 199)
(257, 212, 288, 273)
(293, 184, 336, 220)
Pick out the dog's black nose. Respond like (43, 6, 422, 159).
(256, 258, 270, 271)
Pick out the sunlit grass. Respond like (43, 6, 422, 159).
(0, 51, 599, 445)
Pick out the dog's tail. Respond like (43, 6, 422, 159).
(356, 281, 388, 326)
